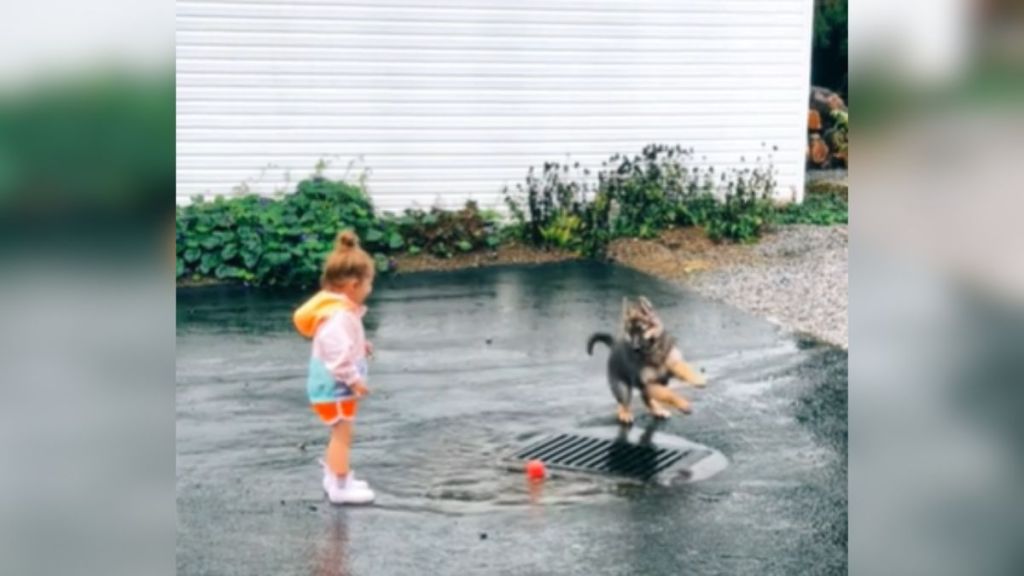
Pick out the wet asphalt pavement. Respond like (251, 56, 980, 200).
(176, 262, 847, 575)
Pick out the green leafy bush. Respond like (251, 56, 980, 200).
(775, 190, 848, 225)
(0, 71, 172, 220)
(504, 144, 779, 253)
(390, 201, 502, 258)
(502, 161, 602, 254)
(178, 148, 837, 287)
(176, 176, 394, 287)
(703, 167, 778, 243)
(601, 145, 686, 238)
(176, 173, 511, 286)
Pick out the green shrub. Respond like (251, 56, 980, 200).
(775, 191, 848, 225)
(176, 175, 394, 287)
(601, 145, 690, 238)
(503, 161, 602, 254)
(505, 143, 779, 253)
(674, 192, 720, 229)
(176, 173, 511, 286)
(0, 71, 172, 227)
(178, 146, 836, 287)
(389, 201, 501, 258)
(704, 167, 778, 243)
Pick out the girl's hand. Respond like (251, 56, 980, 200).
(365, 341, 374, 358)
(351, 380, 370, 397)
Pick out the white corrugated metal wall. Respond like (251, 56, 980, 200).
(177, 0, 813, 211)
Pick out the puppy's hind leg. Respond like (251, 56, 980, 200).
(641, 386, 672, 419)
(616, 403, 635, 425)
(648, 399, 672, 419)
(609, 377, 634, 425)
(646, 384, 693, 415)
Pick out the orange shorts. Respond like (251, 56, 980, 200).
(310, 399, 358, 425)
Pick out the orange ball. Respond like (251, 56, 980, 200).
(525, 459, 546, 480)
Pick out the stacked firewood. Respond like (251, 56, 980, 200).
(807, 86, 848, 169)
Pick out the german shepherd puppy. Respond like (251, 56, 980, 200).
(588, 297, 706, 424)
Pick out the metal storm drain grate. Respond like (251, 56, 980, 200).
(508, 428, 728, 485)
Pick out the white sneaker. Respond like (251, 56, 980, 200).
(318, 459, 368, 490)
(318, 460, 374, 504)
(325, 476, 375, 505)
(341, 471, 369, 490)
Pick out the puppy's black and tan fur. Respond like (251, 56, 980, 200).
(588, 297, 706, 424)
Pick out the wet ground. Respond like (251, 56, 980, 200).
(176, 262, 847, 575)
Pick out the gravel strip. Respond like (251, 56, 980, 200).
(680, 225, 848, 348)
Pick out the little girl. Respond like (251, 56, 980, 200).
(293, 230, 376, 504)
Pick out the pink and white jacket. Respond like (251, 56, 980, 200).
(293, 291, 369, 404)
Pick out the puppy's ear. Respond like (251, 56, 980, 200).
(638, 297, 664, 333)
(637, 296, 654, 314)
(637, 297, 655, 324)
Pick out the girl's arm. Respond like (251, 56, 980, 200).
(349, 381, 369, 397)
(317, 313, 362, 386)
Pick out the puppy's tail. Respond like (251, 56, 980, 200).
(587, 332, 615, 355)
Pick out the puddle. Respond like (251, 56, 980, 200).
(177, 262, 847, 575)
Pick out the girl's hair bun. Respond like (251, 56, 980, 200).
(335, 230, 359, 250)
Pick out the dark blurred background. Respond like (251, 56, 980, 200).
(0, 2, 173, 575)
(812, 0, 849, 97)
(852, 1, 1024, 575)
(0, 71, 172, 237)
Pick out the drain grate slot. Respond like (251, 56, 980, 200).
(621, 448, 666, 479)
(641, 450, 688, 481)
(551, 437, 606, 466)
(575, 445, 616, 469)
(605, 444, 662, 475)
(540, 436, 596, 463)
(515, 434, 573, 460)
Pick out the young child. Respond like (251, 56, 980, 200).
(293, 230, 376, 504)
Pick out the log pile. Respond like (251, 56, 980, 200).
(807, 86, 848, 169)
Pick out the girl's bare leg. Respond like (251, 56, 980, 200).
(325, 420, 353, 476)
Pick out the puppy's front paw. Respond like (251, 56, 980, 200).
(674, 396, 693, 414)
